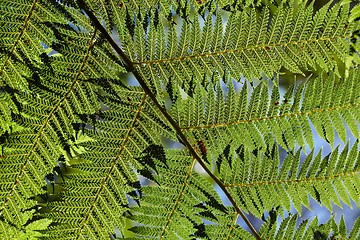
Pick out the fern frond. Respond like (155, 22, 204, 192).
(260, 215, 359, 239)
(43, 84, 176, 239)
(0, 217, 52, 240)
(0, 0, 69, 134)
(0, 13, 126, 228)
(105, 0, 310, 20)
(127, 140, 359, 239)
(122, 2, 355, 88)
(204, 211, 254, 239)
(351, 216, 360, 239)
(219, 142, 359, 217)
(171, 70, 359, 154)
(39, 3, 262, 238)
(0, 0, 66, 91)
(129, 148, 228, 239)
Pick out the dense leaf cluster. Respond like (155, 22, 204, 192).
(0, 0, 359, 239)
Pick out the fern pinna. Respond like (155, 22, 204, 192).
(0, 0, 359, 239)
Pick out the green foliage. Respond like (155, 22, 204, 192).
(1, 216, 52, 240)
(43, 85, 175, 238)
(259, 214, 358, 239)
(0, 0, 359, 239)
(171, 70, 359, 153)
(124, 1, 355, 94)
(220, 143, 359, 216)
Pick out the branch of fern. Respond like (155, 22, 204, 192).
(224, 171, 358, 188)
(181, 101, 360, 130)
(75, 93, 148, 237)
(77, 1, 261, 239)
(132, 37, 349, 66)
(0, 28, 98, 215)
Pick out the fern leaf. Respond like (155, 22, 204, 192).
(44, 84, 175, 238)
(172, 70, 359, 154)
(121, 3, 356, 87)
(260, 215, 358, 239)
(127, 140, 359, 239)
(0, 0, 357, 239)
(0, 90, 16, 134)
(219, 142, 359, 217)
(0, 216, 52, 240)
(0, 0, 66, 91)
(350, 216, 360, 239)
(0, 0, 69, 134)
(0, 14, 125, 228)
(129, 148, 227, 239)
(204, 211, 254, 239)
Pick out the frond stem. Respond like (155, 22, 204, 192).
(181, 102, 360, 130)
(224, 171, 358, 188)
(77, 1, 261, 239)
(132, 37, 349, 67)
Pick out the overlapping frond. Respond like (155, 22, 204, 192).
(0, 0, 359, 238)
(129, 148, 228, 239)
(118, 0, 247, 16)
(0, 0, 69, 134)
(123, 2, 356, 90)
(171, 70, 359, 156)
(44, 83, 175, 239)
(0, 0, 66, 90)
(204, 211, 254, 239)
(79, 0, 213, 28)
(0, 216, 52, 239)
(128, 140, 359, 239)
(219, 142, 359, 217)
(260, 214, 360, 239)
(0, 10, 126, 229)
(205, 213, 360, 239)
